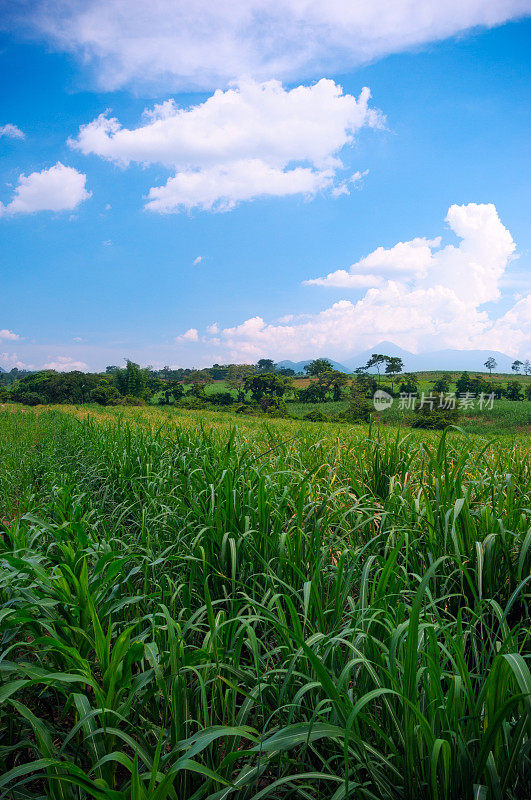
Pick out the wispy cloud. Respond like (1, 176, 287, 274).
(0, 123, 24, 140)
(11, 1, 529, 91)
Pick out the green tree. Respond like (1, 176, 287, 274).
(317, 369, 349, 400)
(344, 385, 372, 422)
(484, 357, 497, 375)
(355, 371, 378, 397)
(113, 361, 149, 398)
(433, 376, 450, 393)
(505, 380, 522, 401)
(511, 360, 523, 374)
(399, 373, 418, 394)
(456, 372, 472, 394)
(298, 383, 327, 404)
(226, 364, 255, 402)
(365, 354, 390, 385)
(304, 358, 334, 376)
(384, 357, 404, 389)
(256, 359, 276, 373)
(89, 385, 121, 406)
(244, 373, 290, 402)
(158, 380, 184, 405)
(183, 370, 214, 397)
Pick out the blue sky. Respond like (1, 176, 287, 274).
(1, 1, 530, 371)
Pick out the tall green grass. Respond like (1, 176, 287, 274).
(0, 407, 529, 799)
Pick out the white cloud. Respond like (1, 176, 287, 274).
(43, 356, 89, 371)
(0, 329, 20, 341)
(13, 1, 530, 91)
(175, 328, 199, 342)
(70, 79, 381, 211)
(331, 169, 369, 197)
(206, 322, 219, 335)
(194, 203, 529, 358)
(0, 352, 28, 370)
(193, 255, 203, 265)
(305, 237, 442, 287)
(0, 124, 24, 140)
(0, 162, 91, 216)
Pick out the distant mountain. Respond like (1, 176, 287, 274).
(345, 342, 518, 373)
(276, 358, 351, 374)
(0, 366, 5, 373)
(278, 342, 519, 375)
(344, 341, 413, 371)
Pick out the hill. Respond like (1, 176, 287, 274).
(276, 358, 351, 374)
(344, 342, 518, 374)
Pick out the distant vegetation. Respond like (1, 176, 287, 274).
(1, 353, 530, 433)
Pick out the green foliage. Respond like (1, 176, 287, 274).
(384, 356, 404, 380)
(10, 370, 105, 404)
(484, 356, 498, 374)
(226, 364, 255, 401)
(121, 394, 145, 405)
(256, 358, 276, 372)
(303, 409, 327, 421)
(113, 360, 150, 398)
(0, 409, 528, 800)
(17, 391, 45, 405)
(432, 375, 450, 393)
(345, 385, 372, 421)
(412, 397, 460, 429)
(298, 382, 327, 403)
(399, 373, 419, 394)
(304, 358, 333, 376)
(365, 353, 391, 383)
(455, 371, 471, 394)
(505, 380, 523, 401)
(354, 371, 378, 396)
(244, 372, 290, 402)
(157, 380, 184, 406)
(207, 391, 234, 406)
(89, 385, 121, 405)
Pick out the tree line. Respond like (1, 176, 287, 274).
(1, 355, 530, 420)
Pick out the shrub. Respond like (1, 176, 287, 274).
(298, 384, 327, 403)
(178, 396, 208, 409)
(345, 387, 372, 422)
(18, 392, 46, 406)
(433, 376, 450, 393)
(89, 385, 121, 406)
(208, 391, 235, 406)
(412, 398, 459, 429)
(234, 404, 256, 415)
(120, 395, 145, 406)
(505, 380, 522, 401)
(303, 409, 327, 422)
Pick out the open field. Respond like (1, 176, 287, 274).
(153, 372, 531, 436)
(0, 405, 529, 799)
